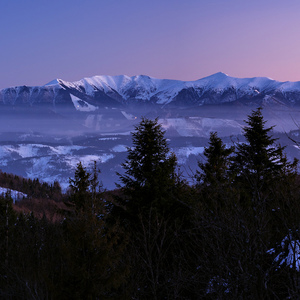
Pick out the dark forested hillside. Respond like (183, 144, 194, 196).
(0, 171, 63, 200)
(1, 109, 300, 299)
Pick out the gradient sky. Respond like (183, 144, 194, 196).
(1, 0, 300, 89)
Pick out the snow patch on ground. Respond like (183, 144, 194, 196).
(270, 233, 300, 271)
(26, 156, 53, 179)
(70, 94, 98, 112)
(101, 131, 132, 136)
(99, 137, 120, 141)
(0, 187, 27, 203)
(49, 145, 84, 155)
(65, 154, 114, 169)
(0, 144, 85, 159)
(112, 145, 128, 152)
(6, 144, 40, 158)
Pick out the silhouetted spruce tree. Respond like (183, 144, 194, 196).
(113, 118, 194, 299)
(69, 162, 91, 212)
(232, 107, 299, 241)
(231, 107, 298, 234)
(63, 161, 127, 299)
(221, 107, 299, 298)
(116, 117, 180, 219)
(233, 107, 297, 195)
(196, 131, 234, 187)
(191, 132, 237, 296)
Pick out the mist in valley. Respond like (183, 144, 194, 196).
(0, 104, 300, 190)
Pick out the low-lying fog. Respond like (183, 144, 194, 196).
(0, 105, 300, 190)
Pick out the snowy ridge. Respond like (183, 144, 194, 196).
(55, 72, 300, 105)
(60, 72, 298, 94)
(3, 72, 300, 108)
(59, 74, 184, 103)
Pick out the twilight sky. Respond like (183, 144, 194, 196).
(1, 0, 300, 89)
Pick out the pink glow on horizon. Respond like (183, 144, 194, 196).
(1, 0, 300, 89)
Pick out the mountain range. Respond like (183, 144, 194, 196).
(2, 72, 300, 111)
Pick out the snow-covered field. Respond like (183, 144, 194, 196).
(0, 127, 212, 190)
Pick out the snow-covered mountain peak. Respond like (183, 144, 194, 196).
(128, 75, 157, 89)
(206, 72, 229, 79)
(89, 75, 131, 89)
(193, 72, 237, 90)
(44, 79, 61, 86)
(132, 74, 152, 80)
(75, 75, 132, 94)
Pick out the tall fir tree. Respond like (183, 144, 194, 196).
(227, 107, 299, 297)
(195, 131, 235, 214)
(113, 118, 193, 298)
(232, 107, 297, 195)
(63, 161, 127, 299)
(116, 117, 179, 217)
(69, 162, 91, 212)
(196, 131, 234, 187)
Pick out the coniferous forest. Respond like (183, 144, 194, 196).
(1, 108, 300, 299)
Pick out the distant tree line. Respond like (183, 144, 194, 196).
(0, 172, 63, 200)
(1, 108, 300, 299)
